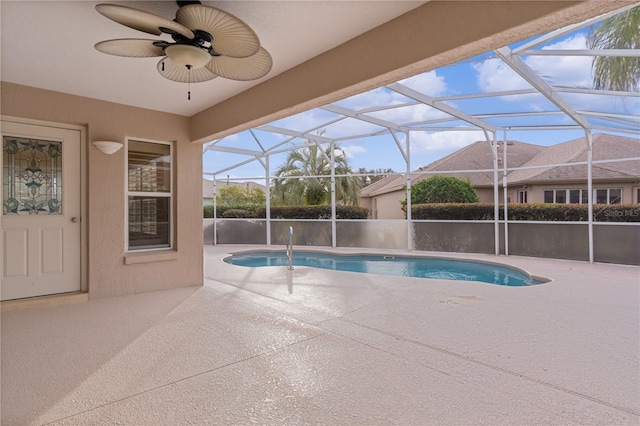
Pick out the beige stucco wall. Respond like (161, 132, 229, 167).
(371, 191, 407, 219)
(1, 82, 203, 299)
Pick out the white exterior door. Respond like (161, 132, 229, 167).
(1, 120, 82, 301)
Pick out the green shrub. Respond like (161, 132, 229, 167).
(203, 204, 261, 218)
(253, 205, 369, 219)
(222, 209, 251, 218)
(410, 203, 640, 222)
(408, 176, 479, 205)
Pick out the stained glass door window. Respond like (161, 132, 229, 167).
(3, 136, 62, 215)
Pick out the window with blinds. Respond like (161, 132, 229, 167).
(126, 139, 172, 250)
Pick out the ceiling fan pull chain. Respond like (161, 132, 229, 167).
(187, 64, 192, 100)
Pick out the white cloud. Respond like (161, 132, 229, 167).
(341, 145, 366, 159)
(529, 34, 593, 88)
(398, 71, 448, 97)
(411, 130, 485, 153)
(473, 58, 530, 93)
(408, 130, 486, 168)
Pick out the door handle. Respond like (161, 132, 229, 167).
(71, 217, 80, 223)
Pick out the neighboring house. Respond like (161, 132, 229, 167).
(360, 134, 640, 219)
(202, 179, 265, 206)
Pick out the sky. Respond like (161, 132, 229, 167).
(203, 17, 639, 183)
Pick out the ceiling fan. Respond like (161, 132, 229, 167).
(94, 1, 272, 99)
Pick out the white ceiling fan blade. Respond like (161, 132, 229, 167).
(95, 39, 164, 57)
(96, 4, 194, 39)
(205, 47, 272, 81)
(157, 57, 218, 83)
(176, 5, 260, 58)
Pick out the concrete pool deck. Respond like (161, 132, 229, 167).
(2, 245, 638, 424)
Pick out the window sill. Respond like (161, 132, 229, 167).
(124, 249, 179, 265)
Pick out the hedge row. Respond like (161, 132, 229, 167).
(410, 203, 640, 222)
(203, 204, 263, 218)
(204, 204, 369, 219)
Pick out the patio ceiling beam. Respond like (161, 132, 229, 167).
(437, 88, 538, 101)
(390, 130, 408, 163)
(266, 140, 323, 157)
(256, 125, 334, 144)
(404, 117, 463, 126)
(577, 110, 640, 122)
(249, 129, 267, 153)
(495, 125, 583, 131)
(387, 82, 497, 133)
(259, 116, 352, 155)
(474, 111, 564, 119)
(408, 126, 490, 132)
(321, 104, 405, 133)
(494, 46, 592, 130)
(202, 139, 226, 152)
(356, 101, 420, 114)
(209, 156, 262, 176)
(204, 145, 264, 157)
(555, 87, 639, 97)
(331, 129, 392, 142)
(590, 125, 640, 135)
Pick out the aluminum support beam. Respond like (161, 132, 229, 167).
(387, 83, 498, 133)
(491, 134, 500, 256)
(586, 131, 594, 264)
(322, 104, 406, 133)
(495, 47, 592, 130)
(502, 131, 509, 256)
(330, 141, 337, 248)
(405, 132, 412, 251)
(266, 156, 271, 246)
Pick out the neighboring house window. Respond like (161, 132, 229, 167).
(517, 190, 527, 203)
(569, 189, 589, 204)
(636, 188, 640, 204)
(544, 189, 586, 204)
(544, 189, 565, 203)
(594, 188, 621, 204)
(545, 188, 622, 204)
(126, 139, 172, 250)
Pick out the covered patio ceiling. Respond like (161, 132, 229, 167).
(203, 4, 639, 177)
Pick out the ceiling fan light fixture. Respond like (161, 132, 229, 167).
(165, 44, 211, 68)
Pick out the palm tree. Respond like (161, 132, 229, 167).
(272, 140, 361, 206)
(587, 6, 640, 91)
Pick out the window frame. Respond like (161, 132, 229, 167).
(125, 137, 173, 252)
(544, 188, 623, 205)
(517, 190, 527, 203)
(594, 188, 622, 205)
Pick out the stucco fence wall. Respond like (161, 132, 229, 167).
(204, 219, 639, 265)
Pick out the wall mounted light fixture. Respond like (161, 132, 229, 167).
(93, 141, 123, 155)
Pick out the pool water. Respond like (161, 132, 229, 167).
(224, 251, 544, 286)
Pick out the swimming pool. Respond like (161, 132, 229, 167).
(224, 251, 545, 286)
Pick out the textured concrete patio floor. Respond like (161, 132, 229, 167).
(2, 245, 638, 425)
